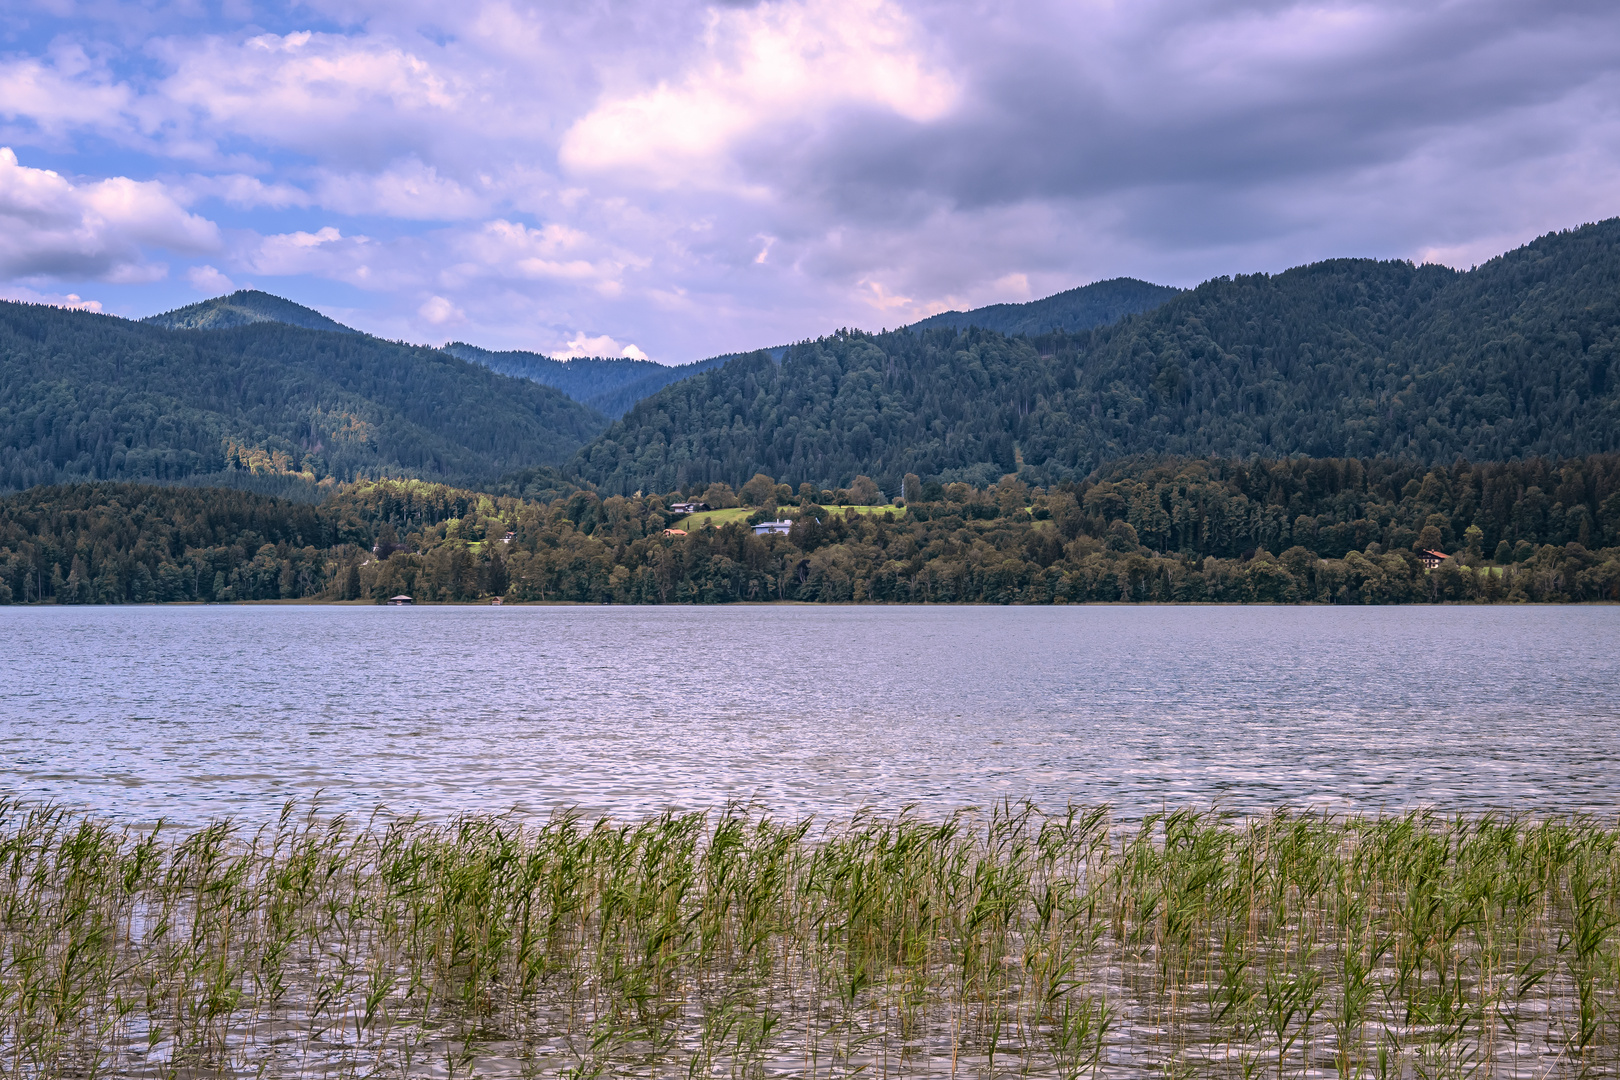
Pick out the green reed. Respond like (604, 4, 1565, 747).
(0, 798, 1615, 1078)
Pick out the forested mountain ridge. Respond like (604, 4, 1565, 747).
(443, 343, 735, 417)
(0, 302, 608, 491)
(905, 277, 1183, 336)
(574, 221, 1620, 495)
(143, 290, 357, 334)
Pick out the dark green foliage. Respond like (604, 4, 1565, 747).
(578, 221, 1620, 495)
(0, 483, 349, 604)
(0, 301, 609, 491)
(142, 289, 358, 333)
(487, 455, 1620, 605)
(905, 276, 1182, 336)
(488, 464, 583, 503)
(4, 454, 1617, 606)
(443, 342, 735, 416)
(0, 479, 532, 604)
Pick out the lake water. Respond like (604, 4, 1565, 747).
(1, 605, 1617, 826)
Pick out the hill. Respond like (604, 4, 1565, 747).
(0, 303, 608, 491)
(143, 290, 358, 334)
(573, 221, 1620, 494)
(444, 343, 742, 417)
(906, 277, 1183, 336)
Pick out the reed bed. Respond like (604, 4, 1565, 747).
(0, 799, 1617, 1079)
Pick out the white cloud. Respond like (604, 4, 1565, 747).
(241, 226, 374, 280)
(556, 331, 647, 360)
(315, 158, 489, 220)
(179, 174, 314, 210)
(0, 49, 136, 138)
(0, 146, 220, 280)
(187, 264, 235, 292)
(445, 219, 625, 285)
(417, 294, 465, 325)
(152, 30, 493, 165)
(561, 0, 957, 184)
(0, 284, 104, 312)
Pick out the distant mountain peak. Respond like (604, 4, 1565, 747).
(906, 277, 1183, 337)
(143, 290, 358, 334)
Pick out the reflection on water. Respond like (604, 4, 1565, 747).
(1, 604, 1617, 824)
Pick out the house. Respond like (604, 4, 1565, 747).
(1418, 549, 1449, 570)
(388, 595, 414, 605)
(501, 532, 515, 543)
(663, 528, 688, 537)
(490, 596, 503, 606)
(669, 501, 711, 515)
(753, 520, 793, 535)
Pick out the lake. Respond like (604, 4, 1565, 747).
(2, 604, 1617, 825)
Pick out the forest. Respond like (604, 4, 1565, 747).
(2, 454, 1616, 606)
(904, 276, 1182, 336)
(0, 301, 606, 492)
(576, 220, 1620, 494)
(8, 221, 1620, 509)
(443, 342, 731, 417)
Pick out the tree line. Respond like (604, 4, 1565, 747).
(2, 454, 1616, 605)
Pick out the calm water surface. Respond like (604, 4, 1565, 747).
(1, 605, 1617, 825)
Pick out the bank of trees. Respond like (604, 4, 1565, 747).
(4, 454, 1618, 606)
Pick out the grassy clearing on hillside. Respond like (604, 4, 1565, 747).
(674, 504, 906, 531)
(1, 800, 1616, 1078)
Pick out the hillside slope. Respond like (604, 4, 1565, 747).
(574, 221, 1620, 494)
(906, 277, 1182, 336)
(143, 290, 358, 334)
(0, 304, 608, 491)
(444, 343, 739, 416)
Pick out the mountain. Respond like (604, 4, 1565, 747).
(905, 277, 1182, 336)
(444, 343, 743, 417)
(0, 303, 607, 492)
(143, 290, 358, 334)
(573, 221, 1620, 494)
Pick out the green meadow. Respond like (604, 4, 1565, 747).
(2, 799, 1616, 1078)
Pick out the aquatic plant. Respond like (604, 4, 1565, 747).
(0, 799, 1614, 1077)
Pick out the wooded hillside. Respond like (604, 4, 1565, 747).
(575, 221, 1620, 495)
(0, 303, 608, 491)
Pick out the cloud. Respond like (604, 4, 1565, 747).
(3, 0, 1620, 363)
(240, 226, 382, 283)
(417, 294, 465, 326)
(314, 159, 490, 220)
(0, 48, 136, 139)
(560, 0, 956, 185)
(178, 174, 314, 210)
(0, 284, 103, 312)
(187, 264, 235, 292)
(154, 31, 473, 165)
(0, 147, 220, 280)
(556, 332, 648, 360)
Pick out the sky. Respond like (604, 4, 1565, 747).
(1, 1, 1618, 363)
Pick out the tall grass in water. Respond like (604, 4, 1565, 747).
(0, 800, 1615, 1078)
